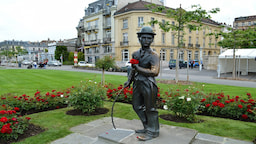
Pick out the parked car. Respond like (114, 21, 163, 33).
(125, 61, 131, 67)
(22, 60, 32, 65)
(47, 61, 61, 66)
(168, 59, 187, 69)
(78, 61, 86, 66)
(78, 61, 95, 67)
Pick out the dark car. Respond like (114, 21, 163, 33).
(168, 59, 187, 69)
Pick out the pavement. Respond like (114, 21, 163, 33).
(51, 117, 254, 144)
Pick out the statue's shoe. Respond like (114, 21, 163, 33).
(135, 129, 146, 133)
(137, 134, 153, 141)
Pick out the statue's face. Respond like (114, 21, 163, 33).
(139, 34, 153, 48)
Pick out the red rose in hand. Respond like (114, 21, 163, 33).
(130, 59, 139, 64)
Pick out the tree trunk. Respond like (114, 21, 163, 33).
(101, 68, 105, 86)
(232, 47, 236, 79)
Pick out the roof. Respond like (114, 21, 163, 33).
(114, 1, 220, 26)
(219, 48, 256, 59)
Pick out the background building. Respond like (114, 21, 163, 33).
(114, 1, 221, 67)
(233, 15, 256, 30)
(76, 0, 163, 64)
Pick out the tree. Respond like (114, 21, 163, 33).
(211, 27, 256, 79)
(95, 56, 115, 85)
(68, 52, 74, 61)
(77, 52, 84, 61)
(147, 4, 219, 83)
(55, 46, 68, 61)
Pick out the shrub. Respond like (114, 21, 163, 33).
(0, 105, 31, 141)
(0, 87, 73, 115)
(106, 84, 133, 104)
(163, 87, 203, 122)
(69, 80, 106, 114)
(198, 92, 256, 121)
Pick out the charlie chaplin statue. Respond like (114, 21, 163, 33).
(124, 26, 160, 141)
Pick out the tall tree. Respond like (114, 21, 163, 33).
(147, 4, 219, 83)
(55, 46, 68, 61)
(95, 56, 115, 85)
(77, 52, 84, 61)
(211, 27, 256, 79)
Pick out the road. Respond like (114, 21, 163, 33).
(3, 65, 256, 88)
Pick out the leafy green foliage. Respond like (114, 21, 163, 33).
(163, 87, 203, 122)
(95, 56, 116, 85)
(0, 106, 31, 141)
(55, 46, 68, 61)
(213, 27, 256, 48)
(146, 4, 219, 83)
(68, 52, 74, 61)
(77, 52, 84, 61)
(69, 80, 106, 114)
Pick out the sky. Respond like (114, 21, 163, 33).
(0, 0, 255, 42)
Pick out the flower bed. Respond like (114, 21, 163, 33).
(105, 83, 256, 122)
(0, 105, 31, 142)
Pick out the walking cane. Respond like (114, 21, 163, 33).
(111, 87, 125, 129)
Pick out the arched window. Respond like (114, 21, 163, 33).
(122, 49, 129, 61)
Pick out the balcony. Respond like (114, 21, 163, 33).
(84, 25, 99, 32)
(195, 44, 200, 48)
(120, 41, 129, 46)
(103, 24, 111, 29)
(84, 39, 101, 45)
(103, 37, 111, 43)
(103, 10, 111, 16)
(188, 43, 193, 48)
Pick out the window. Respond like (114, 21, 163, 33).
(172, 34, 175, 45)
(189, 28, 192, 34)
(123, 19, 128, 29)
(248, 21, 251, 26)
(242, 22, 244, 26)
(194, 51, 199, 60)
(172, 21, 175, 25)
(162, 19, 165, 24)
(151, 17, 155, 27)
(203, 28, 206, 35)
(122, 49, 129, 61)
(95, 47, 100, 53)
(88, 22, 91, 29)
(203, 38, 205, 48)
(196, 37, 199, 45)
(188, 51, 192, 60)
(160, 49, 166, 61)
(189, 36, 192, 44)
(209, 28, 212, 33)
(122, 33, 128, 46)
(95, 20, 98, 28)
(209, 38, 212, 48)
(162, 33, 165, 44)
(215, 39, 217, 48)
(138, 17, 144, 27)
(95, 56, 100, 62)
(179, 50, 184, 60)
(106, 30, 111, 38)
(104, 45, 112, 53)
(170, 49, 174, 59)
(106, 17, 111, 26)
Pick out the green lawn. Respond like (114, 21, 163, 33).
(0, 69, 255, 143)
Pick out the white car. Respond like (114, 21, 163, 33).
(78, 61, 95, 67)
(125, 61, 131, 67)
(22, 60, 32, 65)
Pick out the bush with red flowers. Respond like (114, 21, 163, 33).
(106, 84, 133, 104)
(0, 86, 74, 115)
(198, 92, 256, 121)
(0, 105, 31, 141)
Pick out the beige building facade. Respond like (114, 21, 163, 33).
(114, 1, 221, 66)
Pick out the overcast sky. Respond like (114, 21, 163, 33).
(0, 0, 255, 42)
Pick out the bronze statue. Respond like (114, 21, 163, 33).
(124, 26, 160, 141)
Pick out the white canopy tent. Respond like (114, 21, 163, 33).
(218, 49, 256, 75)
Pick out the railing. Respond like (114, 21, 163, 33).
(195, 44, 200, 48)
(188, 43, 193, 48)
(120, 41, 129, 46)
(103, 37, 111, 43)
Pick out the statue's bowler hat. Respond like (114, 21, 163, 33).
(137, 26, 156, 36)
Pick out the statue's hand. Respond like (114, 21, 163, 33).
(132, 64, 138, 69)
(124, 81, 130, 88)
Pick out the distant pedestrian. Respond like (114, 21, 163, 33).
(33, 61, 37, 68)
